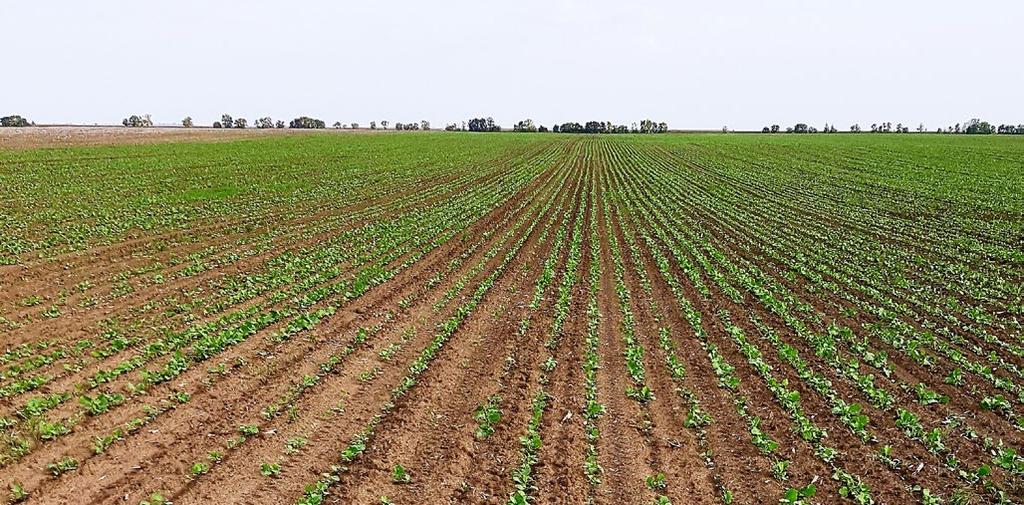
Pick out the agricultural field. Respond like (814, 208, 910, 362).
(0, 131, 1023, 505)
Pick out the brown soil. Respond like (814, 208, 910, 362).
(3, 135, 1021, 505)
(0, 126, 388, 150)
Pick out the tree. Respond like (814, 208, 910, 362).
(221, 114, 233, 129)
(181, 116, 194, 128)
(381, 120, 388, 129)
(771, 124, 780, 133)
(514, 119, 537, 132)
(1, 115, 31, 127)
(633, 119, 668, 134)
(289, 116, 326, 129)
(467, 117, 501, 132)
(793, 123, 809, 133)
(256, 117, 274, 129)
(233, 118, 247, 129)
(557, 122, 582, 133)
(212, 121, 223, 128)
(850, 124, 862, 133)
(444, 123, 459, 131)
(762, 127, 770, 133)
(333, 121, 342, 128)
(121, 115, 152, 127)
(275, 120, 285, 128)
(421, 120, 430, 131)
(964, 118, 995, 134)
(538, 125, 548, 132)
(350, 122, 359, 129)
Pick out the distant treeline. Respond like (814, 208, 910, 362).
(111, 114, 431, 130)
(209, 114, 313, 129)
(6, 113, 1022, 135)
(761, 119, 1024, 135)
(444, 118, 668, 134)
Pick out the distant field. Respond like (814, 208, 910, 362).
(0, 126, 268, 149)
(0, 132, 1022, 504)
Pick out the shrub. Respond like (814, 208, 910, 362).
(1, 115, 31, 127)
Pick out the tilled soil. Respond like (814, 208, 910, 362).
(2, 134, 1023, 505)
(0, 126, 380, 150)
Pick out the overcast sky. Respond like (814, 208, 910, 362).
(6, 0, 1023, 130)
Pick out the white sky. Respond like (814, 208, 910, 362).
(5, 0, 1023, 130)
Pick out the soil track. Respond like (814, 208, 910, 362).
(2, 134, 1023, 505)
(0, 126, 382, 150)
